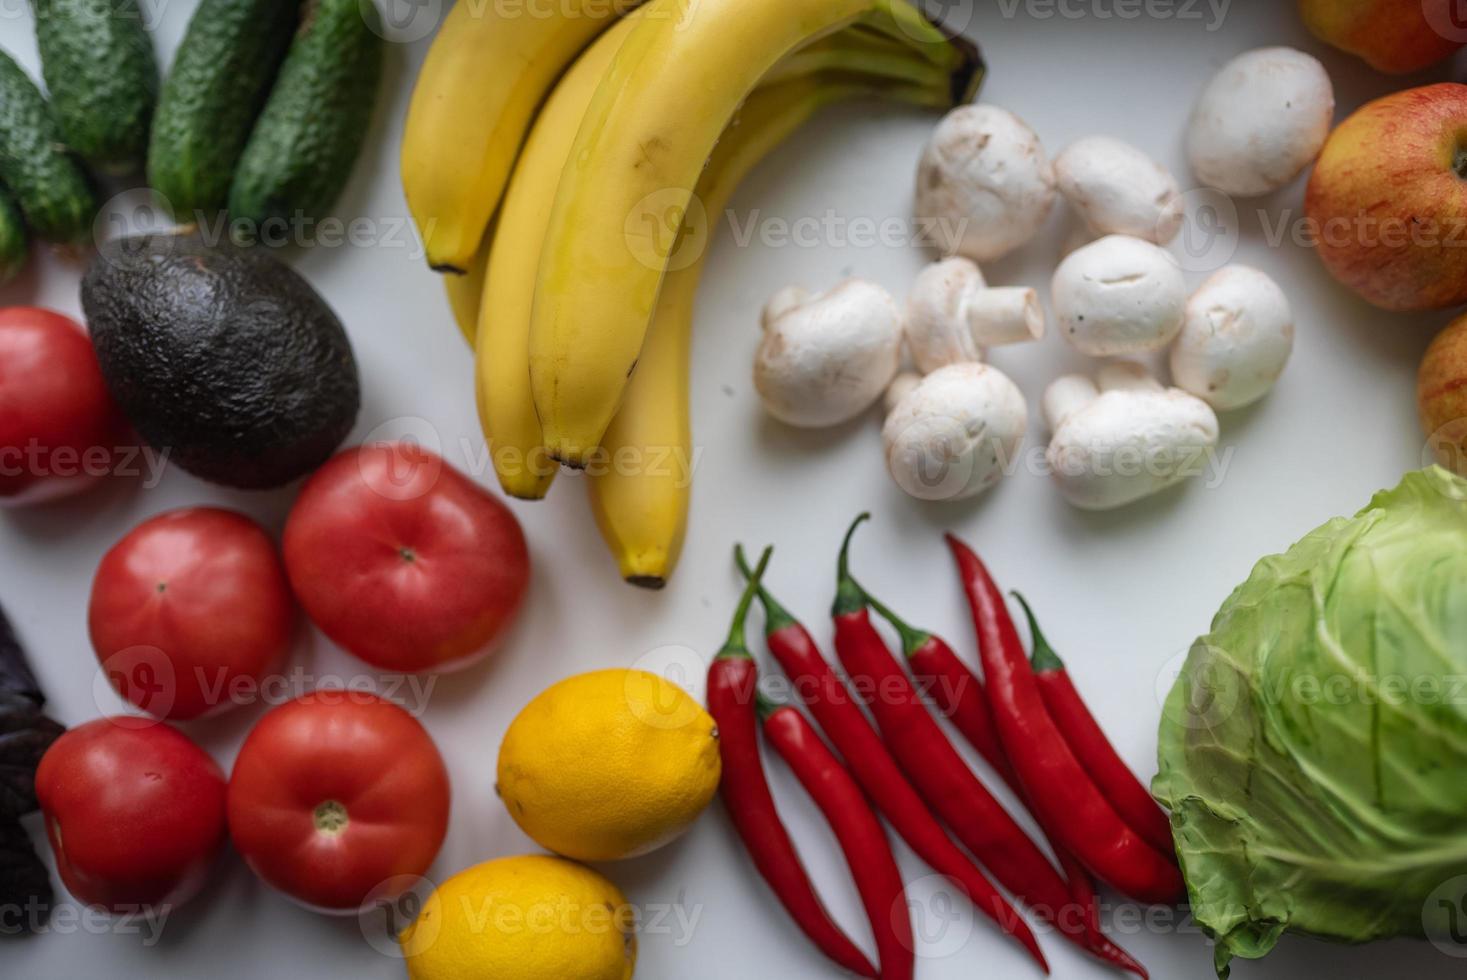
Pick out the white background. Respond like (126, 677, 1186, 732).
(2, 1, 1463, 977)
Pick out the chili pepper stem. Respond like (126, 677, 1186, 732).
(753, 683, 797, 722)
(1012, 591, 1065, 673)
(734, 544, 798, 634)
(719, 546, 772, 660)
(861, 588, 933, 659)
(833, 513, 872, 617)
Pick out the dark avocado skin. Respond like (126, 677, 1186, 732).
(81, 230, 360, 489)
(31, 0, 159, 174)
(0, 50, 96, 245)
(147, 0, 299, 219)
(228, 0, 384, 234)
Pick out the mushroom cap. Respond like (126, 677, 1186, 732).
(1054, 136, 1182, 244)
(761, 285, 811, 330)
(1170, 264, 1294, 410)
(1051, 234, 1187, 357)
(1045, 384, 1219, 510)
(905, 257, 987, 373)
(754, 278, 903, 428)
(915, 104, 1057, 263)
(1186, 47, 1334, 198)
(882, 362, 1028, 501)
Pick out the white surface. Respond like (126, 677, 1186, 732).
(1, 3, 1459, 978)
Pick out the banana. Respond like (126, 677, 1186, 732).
(475, 15, 642, 500)
(401, 0, 636, 274)
(528, 0, 979, 466)
(588, 69, 972, 587)
(444, 231, 489, 347)
(476, 18, 965, 500)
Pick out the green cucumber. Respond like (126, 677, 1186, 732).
(30, 0, 158, 174)
(228, 0, 384, 237)
(0, 50, 95, 245)
(147, 0, 298, 220)
(0, 182, 28, 283)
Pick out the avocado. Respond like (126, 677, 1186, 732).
(81, 230, 360, 489)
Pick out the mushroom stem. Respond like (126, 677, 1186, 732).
(1096, 360, 1163, 394)
(883, 372, 922, 415)
(969, 287, 1046, 347)
(1042, 374, 1099, 431)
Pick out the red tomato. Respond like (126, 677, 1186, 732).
(89, 507, 295, 720)
(0, 306, 128, 505)
(226, 691, 451, 911)
(283, 442, 529, 672)
(34, 718, 227, 912)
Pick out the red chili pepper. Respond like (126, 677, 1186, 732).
(734, 547, 1048, 974)
(862, 589, 1147, 979)
(759, 693, 913, 980)
(827, 519, 1085, 932)
(945, 533, 1185, 905)
(1012, 592, 1176, 859)
(706, 547, 877, 979)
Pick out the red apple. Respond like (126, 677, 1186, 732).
(1305, 83, 1467, 312)
(1419, 314, 1467, 473)
(1299, 0, 1464, 74)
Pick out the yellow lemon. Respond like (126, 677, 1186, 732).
(401, 854, 636, 980)
(496, 668, 720, 861)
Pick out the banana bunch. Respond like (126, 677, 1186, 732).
(402, 0, 981, 586)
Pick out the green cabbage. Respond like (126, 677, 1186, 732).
(1155, 467, 1467, 975)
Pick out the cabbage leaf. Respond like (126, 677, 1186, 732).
(1155, 467, 1467, 974)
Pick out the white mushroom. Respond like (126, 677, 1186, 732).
(1053, 136, 1182, 244)
(915, 104, 1056, 263)
(884, 371, 922, 415)
(1186, 47, 1335, 198)
(1170, 265, 1294, 410)
(760, 285, 810, 329)
(905, 257, 1045, 373)
(754, 278, 903, 428)
(1044, 361, 1220, 510)
(1051, 234, 1186, 356)
(883, 362, 1028, 501)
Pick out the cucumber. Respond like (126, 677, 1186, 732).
(0, 51, 95, 245)
(228, 0, 384, 237)
(30, 0, 158, 174)
(0, 182, 28, 284)
(147, 0, 298, 220)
